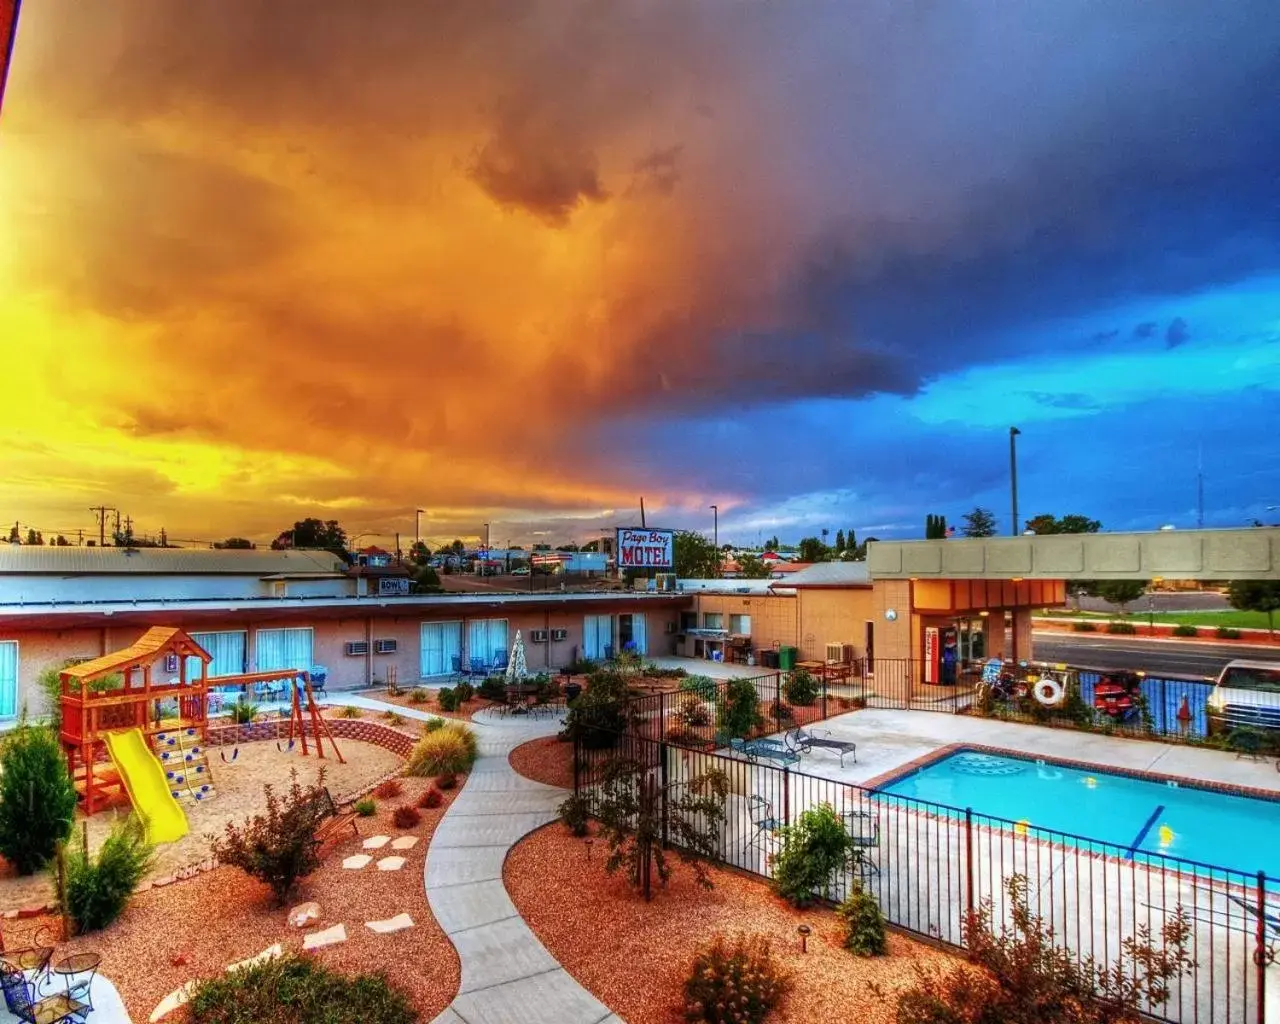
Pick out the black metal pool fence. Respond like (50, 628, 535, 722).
(569, 666, 1280, 1024)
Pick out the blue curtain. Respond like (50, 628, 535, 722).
(467, 619, 508, 668)
(255, 628, 314, 673)
(0, 642, 16, 719)
(186, 631, 247, 680)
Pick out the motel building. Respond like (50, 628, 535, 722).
(0, 528, 1274, 724)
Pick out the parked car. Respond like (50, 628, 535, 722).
(1205, 660, 1280, 731)
(511, 567, 531, 576)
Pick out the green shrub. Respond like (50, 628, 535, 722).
(558, 793, 590, 836)
(1217, 626, 1242, 640)
(407, 687, 428, 704)
(423, 717, 445, 733)
(1072, 622, 1098, 632)
(454, 681, 475, 703)
(188, 951, 417, 1024)
(717, 678, 762, 739)
(436, 686, 460, 712)
(564, 672, 632, 749)
(566, 656, 597, 675)
(381, 710, 406, 727)
(682, 933, 791, 1024)
(63, 817, 153, 934)
(229, 698, 260, 724)
(784, 669, 819, 707)
(838, 884, 887, 956)
(1171, 624, 1199, 637)
(1106, 621, 1137, 635)
(679, 675, 718, 700)
(771, 803, 857, 907)
(0, 721, 77, 874)
(354, 799, 376, 817)
(336, 705, 362, 719)
(477, 677, 507, 702)
(38, 661, 79, 733)
(210, 770, 330, 905)
(406, 722, 477, 776)
(676, 694, 711, 729)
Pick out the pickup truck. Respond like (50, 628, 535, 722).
(1205, 659, 1280, 731)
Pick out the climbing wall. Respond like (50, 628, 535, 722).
(154, 725, 217, 806)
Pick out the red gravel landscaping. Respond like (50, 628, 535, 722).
(6, 774, 462, 1023)
(506, 823, 956, 1024)
(508, 736, 575, 789)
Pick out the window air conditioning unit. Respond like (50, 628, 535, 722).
(531, 629, 549, 643)
(374, 638, 397, 655)
(551, 628, 568, 642)
(344, 641, 369, 656)
(825, 642, 855, 665)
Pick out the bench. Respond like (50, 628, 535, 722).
(786, 727, 857, 767)
(312, 788, 360, 852)
(729, 737, 801, 767)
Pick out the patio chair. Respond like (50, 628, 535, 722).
(469, 657, 487, 678)
(845, 807, 881, 879)
(785, 726, 857, 768)
(0, 961, 88, 1024)
(309, 667, 328, 698)
(450, 656, 465, 682)
(730, 737, 801, 768)
(491, 650, 509, 673)
(746, 795, 783, 853)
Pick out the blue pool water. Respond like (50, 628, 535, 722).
(877, 749, 1280, 879)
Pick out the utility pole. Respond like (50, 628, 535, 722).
(415, 508, 425, 547)
(88, 506, 116, 547)
(1197, 444, 1205, 529)
(710, 504, 719, 576)
(1009, 427, 1021, 536)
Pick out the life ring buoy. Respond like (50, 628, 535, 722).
(1034, 676, 1065, 707)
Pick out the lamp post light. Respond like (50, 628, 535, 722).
(1009, 426, 1021, 536)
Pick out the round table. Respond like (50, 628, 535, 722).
(52, 952, 100, 1005)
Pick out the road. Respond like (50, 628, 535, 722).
(1033, 633, 1280, 678)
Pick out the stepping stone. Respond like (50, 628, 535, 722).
(366, 913, 414, 934)
(288, 902, 320, 928)
(228, 943, 282, 972)
(149, 981, 198, 1022)
(376, 856, 406, 871)
(390, 835, 419, 850)
(303, 923, 347, 950)
(342, 854, 372, 870)
(362, 835, 391, 850)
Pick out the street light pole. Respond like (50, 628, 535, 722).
(415, 508, 425, 547)
(710, 505, 719, 576)
(1009, 427, 1021, 537)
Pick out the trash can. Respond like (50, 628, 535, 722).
(761, 649, 779, 670)
(779, 646, 798, 671)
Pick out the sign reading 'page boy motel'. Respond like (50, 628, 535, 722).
(616, 528, 675, 569)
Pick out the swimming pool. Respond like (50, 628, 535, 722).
(876, 749, 1280, 879)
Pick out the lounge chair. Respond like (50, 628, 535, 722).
(0, 961, 88, 1024)
(729, 737, 801, 768)
(786, 726, 857, 767)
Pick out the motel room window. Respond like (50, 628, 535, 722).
(582, 615, 613, 661)
(255, 628, 315, 674)
(420, 621, 463, 678)
(680, 611, 697, 633)
(467, 618, 509, 669)
(729, 614, 751, 636)
(703, 612, 724, 630)
(185, 631, 248, 680)
(618, 613, 647, 655)
(0, 642, 16, 719)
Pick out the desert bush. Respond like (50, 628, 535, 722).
(38, 661, 80, 733)
(477, 677, 507, 702)
(682, 933, 791, 1024)
(838, 884, 887, 957)
(784, 669, 819, 707)
(679, 675, 719, 700)
(771, 803, 857, 907)
(406, 722, 477, 776)
(0, 721, 77, 874)
(435, 772, 457, 790)
(423, 717, 445, 733)
(210, 770, 330, 905)
(892, 874, 1192, 1024)
(382, 710, 406, 726)
(767, 700, 795, 724)
(188, 951, 416, 1024)
(677, 694, 712, 729)
(1072, 622, 1098, 632)
(63, 817, 153, 934)
(566, 656, 597, 675)
(1107, 621, 1137, 635)
(1171, 624, 1199, 637)
(337, 705, 363, 719)
(373, 779, 403, 799)
(354, 799, 376, 817)
(564, 671, 632, 749)
(454, 681, 475, 703)
(407, 687, 429, 704)
(417, 787, 443, 809)
(229, 697, 260, 724)
(1217, 626, 1242, 639)
(557, 793, 590, 836)
(718, 677, 762, 739)
(436, 686, 460, 712)
(391, 805, 421, 829)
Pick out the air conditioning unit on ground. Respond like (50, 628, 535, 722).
(551, 628, 568, 642)
(531, 629, 549, 643)
(344, 641, 369, 656)
(825, 642, 855, 664)
(374, 638, 397, 654)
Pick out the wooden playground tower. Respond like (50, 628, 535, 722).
(60, 626, 341, 815)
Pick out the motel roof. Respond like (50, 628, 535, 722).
(783, 561, 871, 587)
(0, 547, 347, 576)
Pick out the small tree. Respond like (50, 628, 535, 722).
(736, 554, 772, 579)
(718, 677, 762, 739)
(593, 756, 728, 900)
(210, 770, 329, 905)
(674, 530, 721, 578)
(797, 536, 829, 562)
(1227, 580, 1280, 637)
(771, 803, 857, 907)
(1090, 579, 1148, 613)
(1024, 513, 1102, 535)
(961, 507, 999, 538)
(835, 529, 846, 551)
(0, 721, 77, 874)
(63, 816, 154, 933)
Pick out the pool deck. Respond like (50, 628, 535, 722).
(783, 708, 1280, 797)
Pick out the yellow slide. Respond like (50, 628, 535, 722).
(104, 728, 189, 845)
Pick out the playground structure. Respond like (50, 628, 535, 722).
(59, 626, 343, 834)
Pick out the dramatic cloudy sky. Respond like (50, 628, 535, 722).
(1, 1, 1277, 548)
